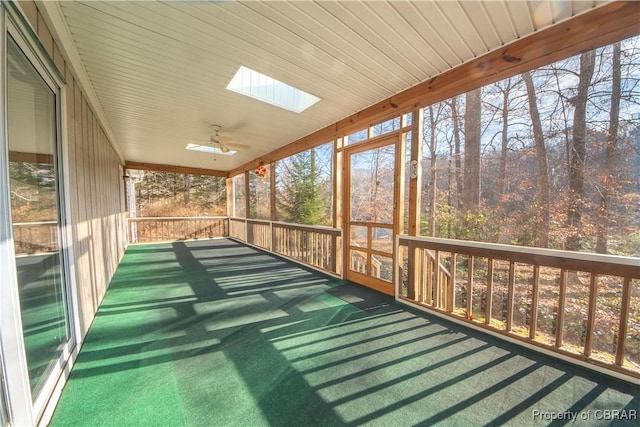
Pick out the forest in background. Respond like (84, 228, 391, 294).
(129, 35, 639, 257)
(133, 172, 227, 217)
(417, 37, 639, 256)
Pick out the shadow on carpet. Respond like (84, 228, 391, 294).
(50, 239, 639, 427)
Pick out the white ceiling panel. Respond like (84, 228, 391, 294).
(45, 0, 613, 172)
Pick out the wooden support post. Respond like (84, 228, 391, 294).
(408, 109, 423, 237)
(270, 162, 276, 221)
(333, 137, 343, 229)
(244, 171, 250, 219)
(226, 177, 233, 217)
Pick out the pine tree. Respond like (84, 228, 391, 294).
(278, 149, 327, 225)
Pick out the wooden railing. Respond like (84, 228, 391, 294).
(272, 221, 342, 274)
(229, 217, 247, 241)
(397, 235, 640, 379)
(128, 217, 228, 243)
(13, 221, 58, 255)
(229, 217, 342, 275)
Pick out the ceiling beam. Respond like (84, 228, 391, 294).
(230, 0, 640, 178)
(125, 161, 228, 178)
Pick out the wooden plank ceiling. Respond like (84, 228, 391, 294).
(51, 0, 607, 173)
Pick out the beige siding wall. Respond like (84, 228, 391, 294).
(20, 1, 127, 337)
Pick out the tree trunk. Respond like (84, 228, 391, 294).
(596, 42, 621, 254)
(566, 51, 596, 251)
(497, 79, 511, 207)
(462, 89, 481, 212)
(522, 71, 551, 248)
(184, 173, 191, 204)
(449, 97, 464, 210)
(496, 79, 513, 241)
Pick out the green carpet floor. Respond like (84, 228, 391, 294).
(50, 239, 638, 427)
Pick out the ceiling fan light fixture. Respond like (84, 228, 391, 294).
(185, 143, 236, 156)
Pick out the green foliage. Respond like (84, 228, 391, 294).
(433, 205, 500, 242)
(609, 233, 640, 257)
(277, 149, 331, 225)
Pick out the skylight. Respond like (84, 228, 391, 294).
(226, 66, 320, 113)
(186, 143, 236, 156)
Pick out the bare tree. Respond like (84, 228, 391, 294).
(596, 42, 621, 253)
(522, 71, 551, 248)
(448, 96, 464, 210)
(424, 105, 440, 236)
(462, 88, 481, 212)
(566, 51, 596, 251)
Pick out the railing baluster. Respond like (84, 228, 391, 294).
(407, 242, 417, 300)
(530, 265, 540, 340)
(584, 273, 598, 358)
(449, 253, 456, 313)
(417, 248, 424, 302)
(486, 258, 494, 326)
(615, 278, 631, 367)
(556, 269, 567, 348)
(396, 236, 639, 379)
(506, 261, 515, 332)
(467, 256, 474, 319)
(425, 250, 433, 305)
(434, 250, 441, 308)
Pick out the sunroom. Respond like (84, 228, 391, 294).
(1, 1, 639, 426)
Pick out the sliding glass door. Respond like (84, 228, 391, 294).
(0, 358, 7, 426)
(2, 22, 74, 419)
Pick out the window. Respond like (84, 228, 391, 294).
(227, 66, 320, 113)
(275, 143, 333, 225)
(232, 174, 246, 217)
(249, 166, 271, 220)
(418, 35, 640, 257)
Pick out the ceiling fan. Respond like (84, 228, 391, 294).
(188, 125, 250, 153)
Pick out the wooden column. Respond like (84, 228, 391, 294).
(333, 137, 343, 229)
(334, 137, 344, 277)
(270, 162, 277, 221)
(408, 109, 423, 236)
(226, 177, 233, 217)
(244, 171, 250, 219)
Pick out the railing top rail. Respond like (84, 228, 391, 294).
(129, 216, 228, 221)
(243, 218, 272, 225)
(13, 221, 57, 226)
(272, 221, 341, 234)
(398, 235, 640, 278)
(230, 217, 341, 235)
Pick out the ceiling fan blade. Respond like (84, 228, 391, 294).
(224, 142, 251, 150)
(218, 135, 234, 144)
(187, 139, 210, 144)
(219, 143, 231, 153)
